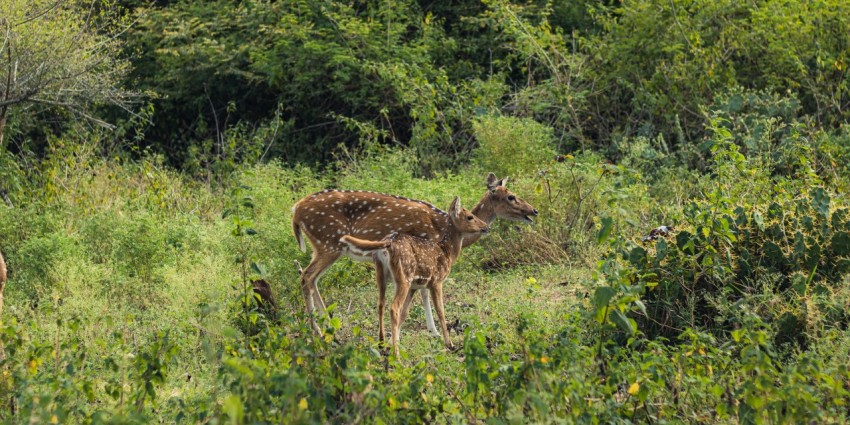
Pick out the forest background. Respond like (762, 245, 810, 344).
(1, 0, 849, 422)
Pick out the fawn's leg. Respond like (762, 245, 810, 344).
(390, 278, 411, 358)
(399, 288, 417, 325)
(375, 258, 387, 345)
(430, 281, 453, 350)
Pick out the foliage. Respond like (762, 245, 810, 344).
(473, 115, 556, 178)
(0, 0, 133, 147)
(0, 139, 848, 421)
(3, 0, 850, 422)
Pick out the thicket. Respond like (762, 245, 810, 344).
(7, 0, 845, 175)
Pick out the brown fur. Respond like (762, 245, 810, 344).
(0, 250, 6, 316)
(341, 197, 489, 357)
(291, 173, 537, 334)
(251, 279, 277, 309)
(0, 250, 5, 286)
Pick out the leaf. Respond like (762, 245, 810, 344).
(830, 231, 850, 256)
(610, 309, 636, 335)
(628, 246, 647, 267)
(597, 217, 614, 244)
(655, 239, 668, 261)
(676, 231, 695, 254)
(242, 196, 255, 209)
(250, 262, 266, 277)
(763, 241, 784, 266)
(593, 287, 616, 324)
(633, 300, 647, 315)
(812, 187, 830, 217)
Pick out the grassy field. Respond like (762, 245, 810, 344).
(1, 141, 849, 423)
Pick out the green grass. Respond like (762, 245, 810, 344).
(2, 144, 849, 423)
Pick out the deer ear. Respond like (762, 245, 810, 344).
(496, 177, 509, 187)
(486, 173, 499, 190)
(449, 196, 462, 217)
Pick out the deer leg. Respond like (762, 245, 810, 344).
(419, 290, 440, 337)
(301, 251, 341, 334)
(375, 258, 387, 345)
(390, 277, 410, 358)
(430, 281, 453, 350)
(312, 287, 327, 315)
(399, 288, 417, 325)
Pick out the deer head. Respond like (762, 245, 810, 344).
(475, 173, 539, 224)
(448, 196, 490, 236)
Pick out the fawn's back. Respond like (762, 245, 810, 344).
(376, 234, 451, 288)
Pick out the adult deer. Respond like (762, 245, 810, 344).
(291, 173, 538, 333)
(341, 197, 487, 356)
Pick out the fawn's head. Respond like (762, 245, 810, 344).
(484, 173, 539, 223)
(448, 197, 490, 235)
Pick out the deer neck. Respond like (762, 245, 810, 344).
(439, 224, 466, 265)
(461, 196, 496, 248)
(471, 194, 497, 224)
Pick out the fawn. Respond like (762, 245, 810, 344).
(340, 197, 488, 357)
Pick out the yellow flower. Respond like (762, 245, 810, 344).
(540, 356, 550, 364)
(50, 415, 59, 424)
(426, 374, 434, 384)
(628, 382, 640, 396)
(298, 398, 308, 410)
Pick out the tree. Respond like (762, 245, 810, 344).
(0, 0, 133, 145)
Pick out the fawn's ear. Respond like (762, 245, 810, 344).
(449, 196, 462, 218)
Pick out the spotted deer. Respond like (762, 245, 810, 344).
(291, 173, 538, 333)
(340, 197, 488, 356)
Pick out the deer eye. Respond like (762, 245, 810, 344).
(507, 195, 516, 201)
(467, 215, 474, 221)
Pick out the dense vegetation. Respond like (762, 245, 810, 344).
(1, 0, 849, 423)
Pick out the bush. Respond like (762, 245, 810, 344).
(14, 233, 78, 302)
(473, 115, 557, 178)
(593, 121, 850, 348)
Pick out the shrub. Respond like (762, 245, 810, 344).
(14, 233, 78, 302)
(472, 115, 557, 178)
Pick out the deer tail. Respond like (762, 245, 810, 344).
(292, 219, 306, 253)
(340, 235, 390, 256)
